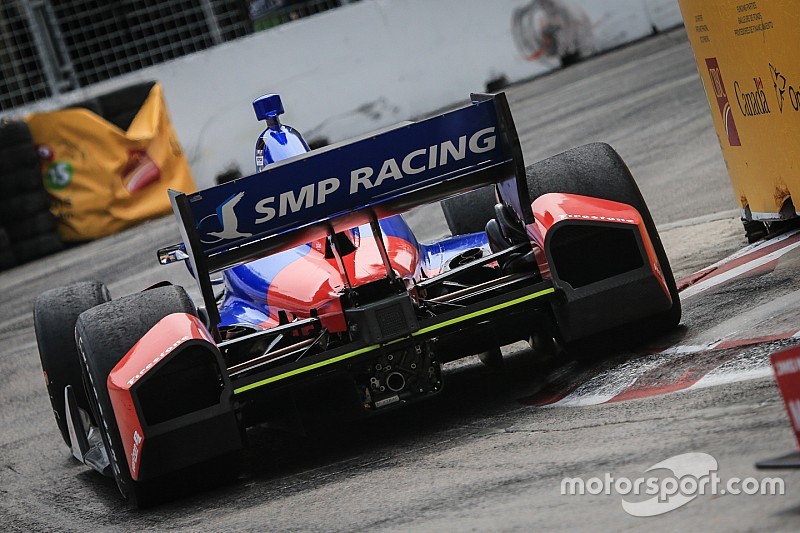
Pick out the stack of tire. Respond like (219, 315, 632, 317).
(0, 119, 63, 272)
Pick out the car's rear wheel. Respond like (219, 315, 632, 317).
(525, 142, 680, 341)
(445, 143, 679, 352)
(477, 346, 504, 369)
(76, 285, 195, 507)
(440, 186, 497, 236)
(0, 119, 33, 146)
(34, 281, 110, 446)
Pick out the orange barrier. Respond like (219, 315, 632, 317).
(26, 83, 196, 241)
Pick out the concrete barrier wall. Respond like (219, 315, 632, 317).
(11, 0, 683, 188)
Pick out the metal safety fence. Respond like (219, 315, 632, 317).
(0, 0, 353, 113)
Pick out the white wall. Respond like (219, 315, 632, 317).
(12, 0, 683, 189)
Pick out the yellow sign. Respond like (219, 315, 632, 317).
(678, 0, 800, 219)
(26, 83, 196, 241)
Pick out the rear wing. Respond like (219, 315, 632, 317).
(169, 92, 529, 329)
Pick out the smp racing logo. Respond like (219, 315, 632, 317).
(705, 58, 742, 146)
(196, 126, 498, 245)
(198, 192, 253, 244)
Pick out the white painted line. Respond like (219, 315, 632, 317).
(680, 238, 800, 300)
(656, 209, 740, 232)
(690, 367, 773, 390)
(703, 228, 800, 271)
(657, 340, 722, 356)
(553, 393, 616, 407)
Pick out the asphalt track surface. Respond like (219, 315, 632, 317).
(2, 28, 800, 531)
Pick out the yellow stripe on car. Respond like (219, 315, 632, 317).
(233, 286, 555, 395)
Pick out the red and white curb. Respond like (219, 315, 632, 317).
(526, 229, 800, 407)
(679, 229, 800, 299)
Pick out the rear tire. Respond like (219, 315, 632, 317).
(34, 281, 110, 446)
(0, 248, 16, 271)
(0, 167, 44, 195)
(6, 211, 58, 241)
(0, 120, 33, 146)
(0, 191, 51, 223)
(98, 81, 155, 131)
(76, 285, 195, 507)
(67, 97, 103, 116)
(0, 143, 39, 175)
(524, 142, 680, 341)
(12, 233, 64, 263)
(477, 346, 504, 369)
(0, 227, 9, 249)
(441, 186, 497, 236)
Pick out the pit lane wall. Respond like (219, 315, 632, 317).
(678, 0, 800, 221)
(10, 0, 682, 189)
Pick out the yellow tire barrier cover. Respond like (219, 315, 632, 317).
(25, 83, 196, 241)
(678, 0, 800, 220)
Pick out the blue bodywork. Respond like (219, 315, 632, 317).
(215, 94, 491, 329)
(253, 93, 309, 172)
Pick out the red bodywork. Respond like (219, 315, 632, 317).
(527, 192, 670, 300)
(107, 312, 214, 480)
(263, 234, 420, 332)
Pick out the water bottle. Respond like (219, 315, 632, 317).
(252, 94, 310, 172)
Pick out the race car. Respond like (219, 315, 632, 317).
(34, 92, 680, 506)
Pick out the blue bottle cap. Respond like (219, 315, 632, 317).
(253, 94, 284, 120)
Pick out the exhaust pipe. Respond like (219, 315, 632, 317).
(385, 372, 406, 392)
